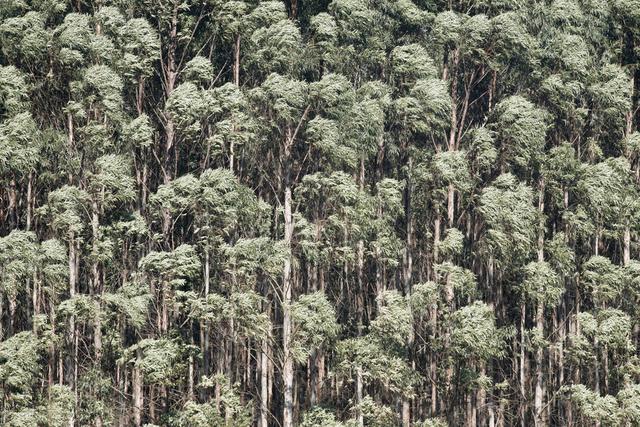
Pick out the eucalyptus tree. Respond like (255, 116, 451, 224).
(2, 0, 640, 425)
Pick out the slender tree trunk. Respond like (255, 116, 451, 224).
(92, 206, 103, 427)
(132, 349, 143, 427)
(534, 180, 545, 426)
(26, 171, 33, 230)
(161, 1, 179, 241)
(230, 34, 241, 172)
(282, 184, 295, 427)
(260, 337, 270, 427)
(624, 225, 631, 266)
(356, 367, 364, 427)
(67, 232, 77, 427)
(520, 302, 526, 427)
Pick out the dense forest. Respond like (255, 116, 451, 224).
(1, 0, 640, 426)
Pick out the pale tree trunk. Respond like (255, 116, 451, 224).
(520, 302, 526, 427)
(624, 225, 631, 266)
(229, 34, 240, 172)
(92, 201, 103, 427)
(132, 350, 143, 427)
(282, 184, 295, 427)
(430, 304, 438, 415)
(163, 2, 178, 183)
(402, 152, 413, 426)
(534, 180, 545, 426)
(281, 108, 309, 427)
(67, 232, 77, 427)
(260, 337, 270, 427)
(67, 112, 74, 184)
(161, 1, 179, 241)
(356, 367, 364, 427)
(26, 171, 33, 230)
(477, 363, 487, 426)
(202, 249, 211, 395)
(188, 329, 195, 401)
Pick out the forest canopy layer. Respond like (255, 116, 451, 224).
(1, 0, 640, 426)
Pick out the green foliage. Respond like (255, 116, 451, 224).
(353, 396, 395, 427)
(102, 281, 151, 329)
(168, 401, 223, 427)
(300, 407, 345, 427)
(436, 228, 465, 257)
(520, 261, 563, 306)
(197, 374, 252, 425)
(2, 1, 640, 425)
(450, 301, 506, 361)
(336, 336, 417, 397)
(140, 244, 201, 286)
(0, 331, 45, 414)
(0, 112, 39, 174)
(0, 66, 30, 117)
(565, 384, 621, 426)
(122, 114, 154, 148)
(479, 173, 537, 264)
(128, 339, 190, 385)
(40, 185, 90, 236)
(410, 282, 439, 317)
(371, 290, 412, 347)
(582, 255, 625, 305)
(290, 291, 339, 362)
(394, 78, 451, 136)
(492, 95, 549, 168)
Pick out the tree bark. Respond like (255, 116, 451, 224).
(282, 184, 295, 427)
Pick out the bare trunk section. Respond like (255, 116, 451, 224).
(282, 185, 294, 427)
(91, 200, 103, 427)
(356, 367, 364, 426)
(534, 180, 545, 426)
(67, 232, 77, 427)
(132, 350, 143, 427)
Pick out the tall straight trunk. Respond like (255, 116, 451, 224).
(477, 363, 487, 426)
(447, 184, 455, 228)
(282, 184, 295, 427)
(357, 155, 366, 331)
(624, 225, 631, 266)
(91, 200, 103, 427)
(26, 171, 33, 230)
(260, 337, 269, 427)
(533, 301, 544, 426)
(520, 302, 526, 427)
(356, 367, 364, 426)
(67, 232, 77, 427)
(202, 249, 211, 394)
(188, 325, 195, 401)
(534, 180, 545, 425)
(132, 350, 143, 427)
(402, 153, 413, 426)
(67, 112, 74, 184)
(230, 34, 241, 172)
(163, 2, 178, 183)
(431, 304, 438, 415)
(161, 1, 179, 241)
(448, 48, 459, 151)
(280, 109, 309, 427)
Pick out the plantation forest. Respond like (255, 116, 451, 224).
(2, 0, 640, 426)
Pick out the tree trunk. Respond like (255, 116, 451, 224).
(520, 302, 526, 427)
(356, 367, 364, 427)
(132, 350, 143, 427)
(624, 225, 631, 266)
(534, 180, 545, 426)
(282, 185, 295, 427)
(67, 232, 77, 427)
